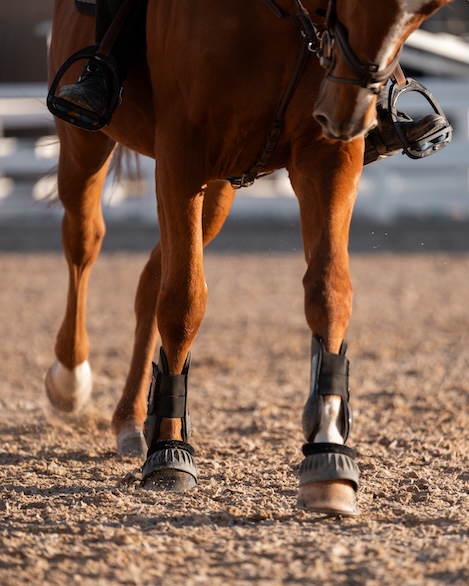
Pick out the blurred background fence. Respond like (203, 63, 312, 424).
(1, 1, 469, 225)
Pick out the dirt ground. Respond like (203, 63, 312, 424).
(1, 235, 468, 584)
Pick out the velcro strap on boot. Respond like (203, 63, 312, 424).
(302, 442, 356, 459)
(75, 0, 96, 17)
(144, 348, 192, 448)
(317, 352, 349, 399)
(302, 336, 352, 443)
(154, 374, 187, 418)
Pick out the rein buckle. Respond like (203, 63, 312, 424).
(318, 30, 334, 68)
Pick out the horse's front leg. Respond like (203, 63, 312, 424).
(112, 180, 235, 457)
(288, 138, 363, 516)
(137, 161, 218, 490)
(45, 124, 115, 412)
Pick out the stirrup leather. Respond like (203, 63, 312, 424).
(47, 45, 122, 131)
(302, 335, 352, 444)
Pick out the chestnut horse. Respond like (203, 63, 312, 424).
(46, 0, 449, 515)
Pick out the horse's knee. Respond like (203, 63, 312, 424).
(157, 280, 208, 362)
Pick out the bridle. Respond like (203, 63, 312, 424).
(295, 0, 401, 94)
(229, 0, 405, 188)
(294, 0, 451, 159)
(228, 0, 452, 188)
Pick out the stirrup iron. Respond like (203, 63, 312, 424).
(388, 75, 452, 160)
(47, 45, 122, 131)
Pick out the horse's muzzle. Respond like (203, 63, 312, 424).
(313, 110, 376, 142)
(313, 84, 377, 142)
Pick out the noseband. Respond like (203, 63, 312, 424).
(295, 0, 400, 94)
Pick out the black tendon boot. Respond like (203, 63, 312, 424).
(141, 348, 197, 491)
(298, 336, 360, 515)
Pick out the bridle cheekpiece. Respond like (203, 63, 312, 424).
(296, 0, 401, 94)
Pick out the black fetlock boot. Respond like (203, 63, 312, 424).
(141, 348, 197, 491)
(298, 336, 360, 515)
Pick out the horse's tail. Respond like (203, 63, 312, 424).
(109, 144, 143, 191)
(37, 143, 145, 207)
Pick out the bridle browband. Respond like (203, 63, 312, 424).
(295, 0, 401, 94)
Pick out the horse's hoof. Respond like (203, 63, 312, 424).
(45, 360, 92, 413)
(116, 429, 146, 458)
(297, 480, 360, 516)
(298, 443, 360, 515)
(142, 468, 197, 492)
(141, 440, 197, 492)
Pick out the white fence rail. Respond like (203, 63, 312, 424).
(1, 80, 468, 223)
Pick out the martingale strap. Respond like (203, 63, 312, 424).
(228, 0, 319, 189)
(228, 41, 311, 189)
(229, 1, 320, 189)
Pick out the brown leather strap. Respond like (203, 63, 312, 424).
(98, 0, 135, 57)
(392, 63, 407, 87)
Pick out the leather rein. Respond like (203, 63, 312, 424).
(229, 0, 402, 189)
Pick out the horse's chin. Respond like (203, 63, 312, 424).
(321, 125, 371, 142)
(314, 112, 377, 142)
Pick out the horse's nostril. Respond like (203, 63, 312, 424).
(314, 112, 329, 130)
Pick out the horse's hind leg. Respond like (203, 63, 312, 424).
(45, 124, 115, 412)
(288, 139, 363, 516)
(112, 180, 235, 458)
